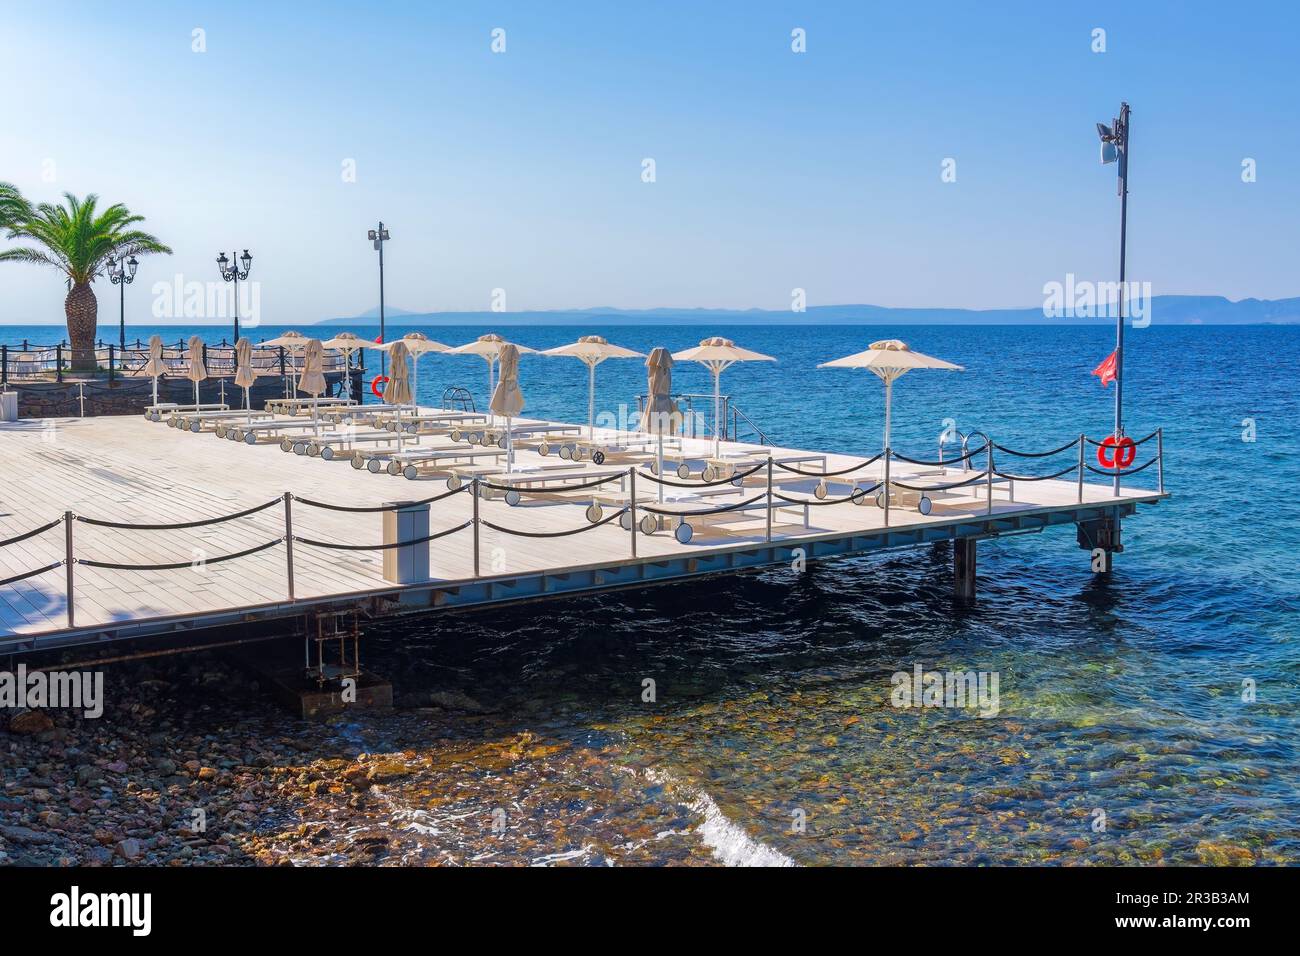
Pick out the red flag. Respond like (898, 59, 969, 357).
(1091, 350, 1118, 388)
(374, 334, 383, 344)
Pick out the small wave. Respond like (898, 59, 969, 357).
(644, 768, 796, 867)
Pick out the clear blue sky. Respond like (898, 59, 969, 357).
(1, 0, 1297, 324)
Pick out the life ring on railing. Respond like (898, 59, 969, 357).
(370, 375, 389, 399)
(1096, 434, 1136, 469)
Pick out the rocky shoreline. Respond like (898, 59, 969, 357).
(0, 652, 713, 867)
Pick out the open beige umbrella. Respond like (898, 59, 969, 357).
(372, 331, 450, 411)
(383, 340, 413, 449)
(640, 348, 681, 503)
(297, 338, 328, 435)
(143, 334, 166, 412)
(261, 330, 308, 398)
(322, 332, 366, 403)
(672, 336, 776, 458)
(233, 337, 257, 422)
(541, 335, 645, 437)
(185, 335, 207, 411)
(446, 333, 537, 422)
(818, 339, 963, 451)
(490, 343, 526, 472)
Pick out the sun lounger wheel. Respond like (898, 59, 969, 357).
(243, 432, 257, 445)
(386, 460, 401, 476)
(675, 522, 693, 544)
(320, 446, 335, 461)
(293, 441, 308, 455)
(591, 451, 605, 465)
(280, 437, 294, 452)
(403, 465, 419, 480)
(351, 453, 365, 470)
(308, 443, 322, 457)
(875, 491, 886, 509)
(586, 503, 603, 523)
(559, 445, 572, 460)
(850, 488, 868, 506)
(538, 442, 551, 456)
(702, 466, 715, 482)
(619, 511, 632, 531)
(505, 490, 521, 507)
(814, 481, 828, 499)
(640, 515, 658, 535)
(918, 496, 933, 515)
(366, 458, 383, 474)
(189, 420, 202, 433)
(676, 463, 691, 479)
(446, 475, 462, 491)
(450, 428, 462, 442)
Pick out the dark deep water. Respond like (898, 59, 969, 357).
(8, 322, 1300, 864)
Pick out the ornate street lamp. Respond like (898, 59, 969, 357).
(106, 254, 139, 354)
(217, 248, 253, 342)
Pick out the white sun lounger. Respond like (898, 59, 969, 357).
(360, 444, 507, 478)
(588, 487, 810, 543)
(265, 396, 356, 416)
(220, 418, 329, 445)
(454, 465, 629, 504)
(145, 402, 226, 422)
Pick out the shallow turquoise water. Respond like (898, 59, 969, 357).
(8, 322, 1299, 864)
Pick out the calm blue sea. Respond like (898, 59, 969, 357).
(6, 321, 1298, 864)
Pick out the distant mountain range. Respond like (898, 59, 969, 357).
(324, 296, 1300, 326)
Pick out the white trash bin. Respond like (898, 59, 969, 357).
(382, 500, 431, 584)
(0, 392, 17, 422)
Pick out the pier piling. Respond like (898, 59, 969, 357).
(954, 537, 977, 601)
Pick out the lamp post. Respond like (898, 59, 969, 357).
(105, 254, 138, 354)
(216, 249, 253, 343)
(368, 223, 390, 376)
(1097, 103, 1130, 494)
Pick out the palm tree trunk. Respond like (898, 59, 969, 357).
(65, 282, 98, 372)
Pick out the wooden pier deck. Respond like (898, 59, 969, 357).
(0, 414, 1166, 652)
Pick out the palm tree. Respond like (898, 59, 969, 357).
(0, 192, 172, 371)
(0, 182, 30, 230)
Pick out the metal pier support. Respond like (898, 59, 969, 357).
(954, 537, 977, 601)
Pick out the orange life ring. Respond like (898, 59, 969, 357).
(1096, 434, 1136, 469)
(371, 375, 389, 399)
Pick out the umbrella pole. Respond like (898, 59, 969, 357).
(588, 362, 596, 439)
(657, 434, 664, 504)
(506, 415, 513, 473)
(193, 380, 199, 411)
(884, 377, 892, 453)
(485, 358, 493, 426)
(244, 386, 251, 425)
(713, 366, 721, 459)
(151, 376, 158, 409)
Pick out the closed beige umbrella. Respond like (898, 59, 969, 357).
(672, 336, 776, 458)
(383, 340, 413, 448)
(234, 337, 256, 421)
(372, 331, 450, 411)
(297, 338, 328, 435)
(186, 334, 207, 411)
(490, 343, 526, 472)
(541, 335, 645, 437)
(818, 339, 963, 451)
(640, 347, 681, 502)
(446, 333, 537, 422)
(143, 334, 165, 411)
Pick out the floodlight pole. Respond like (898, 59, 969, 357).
(1112, 103, 1130, 494)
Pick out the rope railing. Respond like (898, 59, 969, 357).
(74, 497, 282, 530)
(636, 461, 766, 488)
(0, 428, 1166, 633)
(76, 538, 283, 572)
(482, 507, 629, 538)
(773, 452, 883, 477)
(293, 520, 472, 551)
(0, 517, 62, 549)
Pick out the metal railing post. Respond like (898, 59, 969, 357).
(883, 448, 891, 527)
(108, 345, 115, 382)
(283, 492, 296, 600)
(765, 456, 773, 543)
(2, 345, 7, 387)
(1077, 434, 1085, 503)
(64, 511, 75, 627)
(56, 344, 63, 383)
(1157, 428, 1164, 494)
(985, 443, 994, 515)
(629, 467, 638, 558)
(472, 478, 481, 575)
